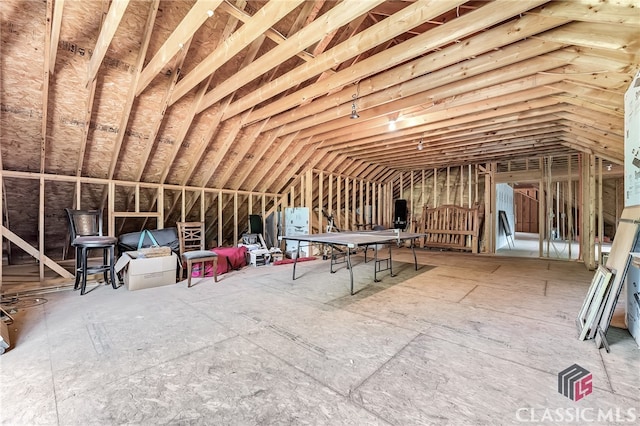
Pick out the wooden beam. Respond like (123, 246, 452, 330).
(552, 94, 624, 117)
(76, 1, 112, 177)
(276, 38, 566, 137)
(198, 112, 251, 188)
(532, 0, 640, 26)
(229, 127, 281, 190)
(332, 114, 564, 156)
(169, 0, 305, 105)
(342, 126, 567, 163)
(535, 21, 640, 54)
(217, 1, 316, 65)
(135, 0, 223, 96)
(305, 70, 566, 142)
(1, 226, 74, 279)
(159, 72, 216, 184)
(549, 81, 624, 110)
(49, 0, 65, 75)
(553, 110, 623, 137)
(204, 34, 267, 189)
(40, 0, 53, 173)
(211, 118, 269, 190)
(242, 0, 553, 124)
(224, 0, 469, 122)
(269, 144, 318, 195)
(197, 0, 385, 112)
(247, 133, 305, 193)
(85, 0, 129, 87)
(134, 37, 193, 182)
(107, 0, 160, 180)
(316, 86, 563, 146)
(170, 0, 250, 187)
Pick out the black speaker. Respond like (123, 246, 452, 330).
(249, 214, 263, 234)
(394, 199, 407, 229)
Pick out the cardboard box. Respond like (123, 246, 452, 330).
(115, 252, 178, 291)
(0, 318, 10, 354)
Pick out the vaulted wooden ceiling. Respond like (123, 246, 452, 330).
(1, 0, 639, 194)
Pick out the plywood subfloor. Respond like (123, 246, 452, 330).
(1, 250, 638, 425)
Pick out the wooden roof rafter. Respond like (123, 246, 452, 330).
(133, 36, 194, 182)
(213, 0, 344, 191)
(161, 1, 258, 221)
(297, 59, 572, 142)
(48, 0, 64, 76)
(168, 0, 305, 106)
(218, 0, 471, 121)
(357, 129, 568, 164)
(312, 85, 564, 147)
(389, 139, 570, 168)
(184, 34, 267, 192)
(107, 0, 160, 181)
(241, 0, 555, 125)
(197, 0, 385, 111)
(169, 0, 251, 188)
(336, 117, 566, 157)
(244, 133, 304, 193)
(75, 0, 110, 177)
(227, 127, 284, 190)
(262, 13, 570, 135)
(267, 143, 318, 194)
(84, 0, 130, 87)
(40, 0, 54, 174)
(531, 0, 640, 27)
(135, 0, 224, 97)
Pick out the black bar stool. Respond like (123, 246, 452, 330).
(65, 209, 119, 295)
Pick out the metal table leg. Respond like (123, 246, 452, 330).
(347, 248, 354, 295)
(411, 238, 418, 270)
(292, 241, 301, 280)
(389, 243, 396, 277)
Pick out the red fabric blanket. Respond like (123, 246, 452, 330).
(191, 246, 247, 277)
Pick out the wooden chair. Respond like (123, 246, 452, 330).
(176, 222, 218, 287)
(65, 208, 119, 295)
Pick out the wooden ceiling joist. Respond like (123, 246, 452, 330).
(173, 0, 250, 187)
(299, 64, 569, 143)
(169, 0, 305, 106)
(535, 21, 640, 54)
(242, 0, 560, 126)
(107, 0, 160, 180)
(222, 0, 471, 122)
(48, 0, 64, 75)
(197, 0, 386, 112)
(532, 0, 640, 26)
(266, 15, 570, 135)
(84, 0, 130, 87)
(318, 99, 566, 156)
(135, 0, 223, 97)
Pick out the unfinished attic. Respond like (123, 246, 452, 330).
(1, 0, 640, 424)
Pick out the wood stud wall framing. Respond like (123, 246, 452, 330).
(0, 170, 282, 287)
(1, 151, 622, 291)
